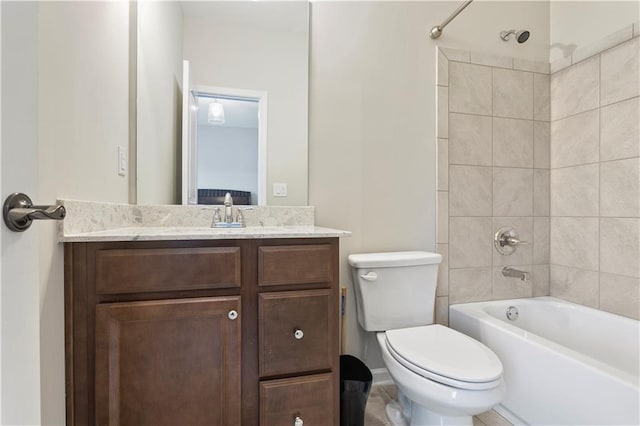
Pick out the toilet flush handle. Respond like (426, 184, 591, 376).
(360, 272, 378, 281)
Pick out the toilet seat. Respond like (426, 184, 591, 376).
(384, 325, 503, 391)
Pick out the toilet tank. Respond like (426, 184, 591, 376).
(348, 251, 442, 332)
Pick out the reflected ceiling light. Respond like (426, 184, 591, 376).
(208, 100, 225, 125)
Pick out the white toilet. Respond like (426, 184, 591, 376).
(348, 251, 505, 426)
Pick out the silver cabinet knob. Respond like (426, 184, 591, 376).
(293, 329, 304, 340)
(228, 310, 238, 320)
(294, 416, 304, 426)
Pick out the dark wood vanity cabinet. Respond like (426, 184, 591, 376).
(65, 238, 339, 426)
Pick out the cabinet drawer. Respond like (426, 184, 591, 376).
(259, 290, 333, 377)
(95, 247, 241, 294)
(258, 245, 333, 287)
(260, 374, 334, 426)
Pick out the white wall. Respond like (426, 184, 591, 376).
(1, 3, 41, 423)
(309, 1, 550, 369)
(137, 1, 183, 205)
(550, 1, 640, 62)
(183, 2, 309, 206)
(197, 126, 259, 203)
(37, 2, 130, 424)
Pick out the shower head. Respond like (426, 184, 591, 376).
(500, 29, 530, 44)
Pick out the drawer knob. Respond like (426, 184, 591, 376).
(293, 329, 304, 340)
(228, 310, 238, 320)
(294, 416, 304, 426)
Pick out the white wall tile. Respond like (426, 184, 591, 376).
(550, 164, 599, 217)
(550, 265, 599, 308)
(533, 73, 550, 121)
(600, 158, 640, 217)
(437, 48, 449, 87)
(550, 109, 599, 168)
(600, 273, 640, 320)
(436, 243, 449, 296)
(449, 62, 492, 115)
(533, 217, 550, 265)
(450, 267, 492, 304)
(533, 264, 550, 296)
(550, 217, 599, 271)
(493, 168, 533, 217)
(600, 218, 640, 278)
(437, 86, 449, 138)
(449, 113, 492, 166)
(437, 138, 449, 191)
(601, 37, 640, 106)
(449, 217, 492, 268)
(435, 296, 449, 325)
(550, 55, 599, 120)
(533, 169, 550, 217)
(441, 47, 470, 63)
(493, 118, 533, 168)
(533, 121, 550, 169)
(437, 191, 448, 244)
(450, 166, 493, 216)
(600, 96, 640, 161)
(492, 265, 533, 300)
(493, 68, 533, 119)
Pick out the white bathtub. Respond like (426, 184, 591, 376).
(449, 297, 639, 425)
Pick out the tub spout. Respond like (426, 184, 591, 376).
(502, 267, 529, 281)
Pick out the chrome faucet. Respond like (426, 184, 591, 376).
(502, 267, 529, 282)
(224, 192, 233, 223)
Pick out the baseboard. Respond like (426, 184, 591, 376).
(493, 404, 527, 425)
(371, 367, 393, 385)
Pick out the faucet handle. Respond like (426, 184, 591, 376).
(494, 227, 528, 255)
(505, 236, 529, 246)
(212, 208, 222, 225)
(236, 207, 253, 227)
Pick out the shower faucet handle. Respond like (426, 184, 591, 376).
(494, 227, 528, 255)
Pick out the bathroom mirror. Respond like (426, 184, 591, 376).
(136, 1, 309, 206)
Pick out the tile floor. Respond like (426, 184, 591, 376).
(365, 384, 512, 426)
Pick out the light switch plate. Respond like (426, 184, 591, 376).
(117, 145, 126, 176)
(273, 183, 287, 197)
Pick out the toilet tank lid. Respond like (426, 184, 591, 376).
(348, 251, 442, 268)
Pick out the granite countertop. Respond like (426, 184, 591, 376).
(58, 199, 350, 242)
(60, 225, 351, 242)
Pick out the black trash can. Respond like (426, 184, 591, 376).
(340, 354, 373, 426)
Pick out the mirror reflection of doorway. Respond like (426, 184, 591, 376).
(195, 94, 259, 205)
(182, 74, 268, 205)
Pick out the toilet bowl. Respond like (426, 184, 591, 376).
(377, 326, 505, 426)
(348, 252, 505, 426)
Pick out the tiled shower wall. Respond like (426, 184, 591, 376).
(435, 48, 551, 325)
(436, 25, 640, 323)
(548, 31, 639, 319)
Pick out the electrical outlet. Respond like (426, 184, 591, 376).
(273, 183, 287, 197)
(117, 145, 126, 176)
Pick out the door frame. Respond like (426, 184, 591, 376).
(183, 81, 268, 206)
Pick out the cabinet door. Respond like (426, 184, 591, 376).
(95, 297, 241, 426)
